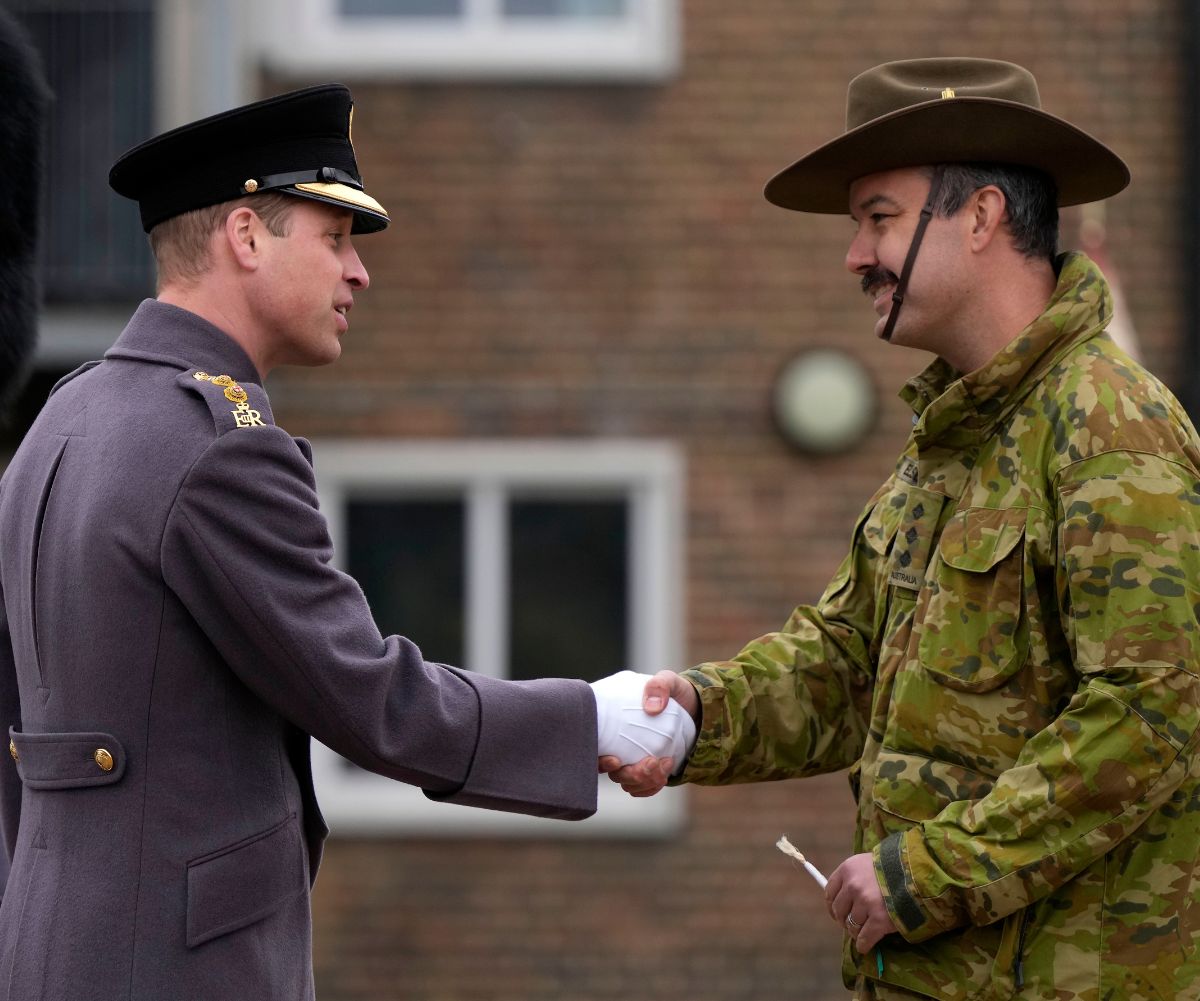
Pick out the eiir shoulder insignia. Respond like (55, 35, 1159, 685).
(181, 369, 275, 435)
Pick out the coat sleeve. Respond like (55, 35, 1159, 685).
(877, 451, 1200, 942)
(162, 426, 598, 821)
(676, 488, 887, 786)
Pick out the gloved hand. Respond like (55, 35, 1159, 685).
(590, 670, 697, 769)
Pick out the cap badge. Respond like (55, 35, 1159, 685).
(243, 178, 259, 194)
(940, 87, 956, 99)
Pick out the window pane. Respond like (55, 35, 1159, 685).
(509, 499, 626, 683)
(503, 0, 625, 18)
(346, 499, 465, 666)
(12, 4, 155, 302)
(340, 0, 463, 17)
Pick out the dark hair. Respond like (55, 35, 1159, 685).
(926, 163, 1059, 261)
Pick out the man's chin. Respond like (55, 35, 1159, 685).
(284, 339, 343, 369)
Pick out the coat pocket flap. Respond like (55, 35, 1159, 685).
(938, 507, 1027, 572)
(186, 814, 307, 948)
(916, 507, 1030, 693)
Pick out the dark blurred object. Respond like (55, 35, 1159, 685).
(0, 8, 49, 411)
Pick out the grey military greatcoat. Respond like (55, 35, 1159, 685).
(0, 300, 598, 1000)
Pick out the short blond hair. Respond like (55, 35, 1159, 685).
(149, 192, 295, 289)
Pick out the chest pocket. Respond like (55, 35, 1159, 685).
(916, 507, 1030, 692)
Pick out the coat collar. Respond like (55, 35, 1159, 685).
(900, 252, 1115, 449)
(104, 299, 262, 386)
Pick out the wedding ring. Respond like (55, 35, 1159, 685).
(846, 915, 860, 929)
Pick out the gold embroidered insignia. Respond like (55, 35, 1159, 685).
(193, 372, 265, 428)
(231, 402, 266, 428)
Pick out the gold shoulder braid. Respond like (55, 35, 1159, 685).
(192, 372, 264, 427)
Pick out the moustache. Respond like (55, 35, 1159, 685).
(861, 266, 899, 299)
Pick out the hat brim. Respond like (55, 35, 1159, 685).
(289, 181, 390, 234)
(764, 97, 1130, 213)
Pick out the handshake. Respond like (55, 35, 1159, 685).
(590, 670, 697, 773)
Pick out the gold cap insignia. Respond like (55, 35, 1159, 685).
(940, 87, 956, 99)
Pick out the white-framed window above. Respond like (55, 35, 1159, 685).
(255, 0, 681, 81)
(310, 439, 687, 836)
(10, 0, 254, 365)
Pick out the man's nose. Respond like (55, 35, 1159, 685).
(844, 230, 876, 276)
(345, 243, 370, 291)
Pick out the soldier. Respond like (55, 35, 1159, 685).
(0, 85, 693, 1000)
(602, 58, 1200, 999)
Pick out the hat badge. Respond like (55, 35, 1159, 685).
(941, 87, 956, 99)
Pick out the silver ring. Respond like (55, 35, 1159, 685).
(846, 915, 860, 929)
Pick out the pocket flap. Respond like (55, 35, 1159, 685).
(862, 492, 906, 556)
(938, 507, 1026, 572)
(917, 506, 1030, 693)
(872, 749, 997, 825)
(186, 814, 306, 948)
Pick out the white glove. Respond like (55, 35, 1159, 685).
(590, 670, 697, 768)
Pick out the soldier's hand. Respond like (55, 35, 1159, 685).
(599, 670, 700, 796)
(825, 852, 897, 953)
(639, 669, 699, 721)
(600, 753, 677, 796)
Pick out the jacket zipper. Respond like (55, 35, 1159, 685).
(1013, 910, 1032, 991)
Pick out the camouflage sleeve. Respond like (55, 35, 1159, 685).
(877, 451, 1200, 943)
(675, 493, 884, 786)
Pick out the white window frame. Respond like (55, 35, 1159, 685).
(33, 0, 255, 366)
(310, 438, 687, 836)
(253, 0, 680, 81)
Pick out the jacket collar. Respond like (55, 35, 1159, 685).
(900, 252, 1115, 449)
(104, 299, 262, 385)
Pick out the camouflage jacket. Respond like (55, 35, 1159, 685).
(679, 254, 1200, 1000)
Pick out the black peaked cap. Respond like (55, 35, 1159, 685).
(109, 84, 389, 234)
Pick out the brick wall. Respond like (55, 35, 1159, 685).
(265, 2, 1187, 997)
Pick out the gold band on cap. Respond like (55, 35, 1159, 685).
(293, 181, 388, 219)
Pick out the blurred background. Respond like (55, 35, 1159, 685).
(0, 1, 1192, 998)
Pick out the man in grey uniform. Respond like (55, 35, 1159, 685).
(0, 85, 692, 1000)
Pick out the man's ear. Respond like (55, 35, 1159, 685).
(968, 185, 1007, 252)
(223, 206, 264, 271)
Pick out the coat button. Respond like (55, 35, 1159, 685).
(8, 740, 16, 763)
(94, 748, 114, 772)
